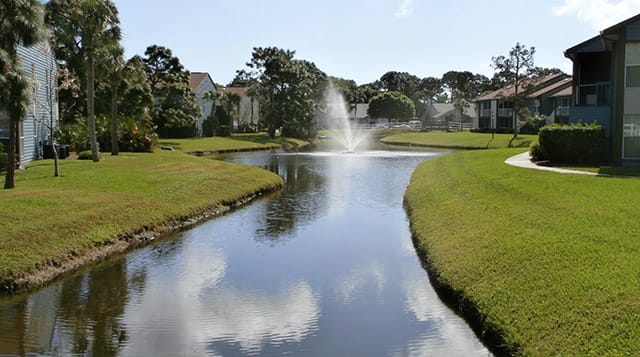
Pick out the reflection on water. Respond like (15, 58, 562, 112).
(0, 150, 491, 356)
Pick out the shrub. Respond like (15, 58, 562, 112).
(216, 125, 231, 137)
(520, 115, 547, 135)
(0, 142, 6, 171)
(58, 115, 157, 153)
(77, 150, 93, 160)
(531, 123, 605, 164)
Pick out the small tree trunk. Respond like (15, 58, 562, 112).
(87, 49, 99, 162)
(4, 119, 16, 189)
(111, 85, 119, 155)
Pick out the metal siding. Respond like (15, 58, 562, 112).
(569, 106, 612, 135)
(16, 42, 58, 166)
(626, 21, 640, 41)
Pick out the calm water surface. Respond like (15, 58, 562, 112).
(0, 150, 490, 356)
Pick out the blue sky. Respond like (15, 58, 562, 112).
(111, 0, 640, 85)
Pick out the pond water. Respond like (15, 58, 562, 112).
(0, 150, 490, 356)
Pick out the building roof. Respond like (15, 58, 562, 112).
(476, 73, 568, 101)
(565, 13, 640, 59)
(189, 72, 215, 92)
(526, 76, 572, 98)
(551, 86, 573, 97)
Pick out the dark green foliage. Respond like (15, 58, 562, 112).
(202, 115, 216, 137)
(520, 116, 547, 134)
(57, 115, 157, 153)
(368, 91, 415, 120)
(77, 150, 93, 160)
(142, 45, 201, 136)
(242, 47, 327, 140)
(532, 123, 605, 164)
(217, 125, 231, 137)
(0, 142, 6, 171)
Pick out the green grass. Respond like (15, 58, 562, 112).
(381, 131, 537, 149)
(158, 133, 307, 153)
(404, 148, 640, 355)
(0, 150, 283, 290)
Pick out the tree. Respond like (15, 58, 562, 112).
(491, 42, 536, 135)
(142, 45, 200, 137)
(99, 44, 125, 155)
(201, 90, 220, 136)
(46, 0, 121, 162)
(441, 71, 491, 102)
(379, 71, 421, 99)
(368, 91, 415, 121)
(243, 47, 327, 139)
(0, 0, 45, 189)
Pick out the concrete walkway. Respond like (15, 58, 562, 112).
(504, 151, 598, 176)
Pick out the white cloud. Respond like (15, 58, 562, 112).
(394, 0, 415, 18)
(553, 0, 640, 29)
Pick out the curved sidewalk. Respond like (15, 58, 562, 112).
(505, 151, 598, 175)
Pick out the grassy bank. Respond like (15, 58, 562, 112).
(0, 150, 283, 292)
(404, 148, 640, 355)
(158, 133, 307, 153)
(381, 131, 536, 149)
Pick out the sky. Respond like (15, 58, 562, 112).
(111, 0, 640, 86)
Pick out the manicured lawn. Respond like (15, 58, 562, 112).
(404, 148, 640, 355)
(381, 131, 537, 149)
(158, 133, 307, 153)
(0, 150, 283, 290)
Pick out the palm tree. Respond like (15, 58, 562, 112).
(0, 0, 45, 189)
(46, 0, 121, 162)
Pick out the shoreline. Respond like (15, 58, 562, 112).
(1, 185, 281, 294)
(405, 201, 514, 356)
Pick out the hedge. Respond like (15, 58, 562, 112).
(531, 123, 605, 164)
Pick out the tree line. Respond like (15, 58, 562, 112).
(1, 0, 561, 189)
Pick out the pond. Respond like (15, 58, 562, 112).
(0, 150, 490, 356)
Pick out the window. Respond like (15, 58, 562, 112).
(626, 65, 640, 87)
(623, 114, 640, 159)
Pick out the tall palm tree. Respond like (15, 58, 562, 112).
(0, 0, 45, 189)
(46, 0, 121, 162)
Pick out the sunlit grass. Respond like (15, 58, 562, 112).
(0, 150, 283, 289)
(405, 148, 640, 355)
(381, 131, 537, 149)
(158, 133, 307, 153)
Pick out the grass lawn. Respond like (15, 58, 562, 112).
(381, 131, 537, 149)
(0, 150, 283, 291)
(158, 133, 307, 153)
(404, 148, 640, 355)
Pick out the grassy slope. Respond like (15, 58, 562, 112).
(404, 148, 640, 355)
(158, 133, 307, 153)
(381, 131, 537, 149)
(0, 150, 283, 287)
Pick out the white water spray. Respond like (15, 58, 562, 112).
(323, 83, 368, 152)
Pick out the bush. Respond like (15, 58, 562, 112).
(531, 123, 605, 164)
(216, 125, 231, 137)
(77, 150, 93, 160)
(520, 115, 547, 135)
(0, 141, 7, 171)
(57, 115, 157, 153)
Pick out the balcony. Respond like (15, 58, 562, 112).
(577, 82, 610, 106)
(555, 106, 570, 117)
(479, 108, 491, 117)
(497, 108, 513, 117)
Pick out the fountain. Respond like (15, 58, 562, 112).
(322, 83, 369, 152)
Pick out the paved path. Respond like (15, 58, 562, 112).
(504, 151, 598, 176)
